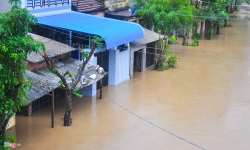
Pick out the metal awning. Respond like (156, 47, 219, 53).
(25, 59, 107, 102)
(30, 10, 145, 49)
(27, 33, 76, 63)
(131, 28, 164, 46)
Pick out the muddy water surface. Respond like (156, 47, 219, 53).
(7, 5, 250, 150)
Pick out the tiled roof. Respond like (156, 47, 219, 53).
(27, 33, 76, 63)
(71, 0, 105, 13)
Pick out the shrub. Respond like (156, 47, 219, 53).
(169, 35, 177, 42)
(192, 33, 201, 40)
(191, 39, 200, 46)
(184, 41, 190, 46)
(165, 50, 179, 68)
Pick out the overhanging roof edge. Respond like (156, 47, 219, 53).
(35, 11, 145, 49)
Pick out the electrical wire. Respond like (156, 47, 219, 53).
(88, 88, 206, 150)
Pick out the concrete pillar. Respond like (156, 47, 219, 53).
(108, 49, 118, 85)
(130, 48, 134, 78)
(188, 29, 192, 38)
(91, 95, 97, 118)
(201, 20, 205, 38)
(141, 47, 146, 72)
(197, 22, 201, 34)
(78, 56, 97, 96)
(69, 31, 72, 47)
(21, 0, 26, 8)
(108, 47, 130, 85)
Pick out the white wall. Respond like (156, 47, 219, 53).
(21, 0, 26, 8)
(109, 48, 130, 85)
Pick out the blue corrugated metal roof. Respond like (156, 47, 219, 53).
(35, 11, 144, 49)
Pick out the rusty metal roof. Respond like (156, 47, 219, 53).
(25, 70, 59, 102)
(71, 0, 106, 13)
(27, 33, 76, 63)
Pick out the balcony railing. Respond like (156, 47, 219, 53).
(26, 0, 70, 9)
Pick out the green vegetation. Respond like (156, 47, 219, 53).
(135, 0, 200, 70)
(155, 37, 168, 71)
(0, 0, 45, 148)
(169, 35, 177, 44)
(136, 0, 200, 45)
(156, 38, 179, 71)
(165, 50, 179, 68)
(191, 40, 200, 46)
(201, 0, 230, 38)
(193, 33, 201, 40)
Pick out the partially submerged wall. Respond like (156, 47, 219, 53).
(27, 53, 69, 71)
(6, 115, 15, 130)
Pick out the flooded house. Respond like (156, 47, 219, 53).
(25, 0, 144, 86)
(22, 33, 107, 116)
(104, 0, 164, 77)
(1, 0, 145, 128)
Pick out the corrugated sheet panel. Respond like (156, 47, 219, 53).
(25, 70, 60, 102)
(33, 11, 144, 49)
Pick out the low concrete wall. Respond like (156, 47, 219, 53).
(6, 115, 15, 130)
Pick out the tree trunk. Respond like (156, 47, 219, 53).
(224, 19, 228, 27)
(42, 40, 97, 127)
(231, 0, 236, 12)
(0, 114, 10, 146)
(217, 22, 220, 34)
(205, 21, 212, 40)
(64, 89, 72, 126)
(182, 28, 187, 45)
(209, 22, 213, 40)
(154, 37, 167, 70)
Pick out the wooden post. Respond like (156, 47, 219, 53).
(99, 79, 103, 99)
(51, 90, 54, 128)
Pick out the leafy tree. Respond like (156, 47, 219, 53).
(0, 0, 45, 147)
(41, 37, 103, 126)
(135, 0, 198, 69)
(201, 0, 229, 38)
(245, 0, 250, 3)
(136, 0, 199, 43)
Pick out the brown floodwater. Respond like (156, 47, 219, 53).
(7, 5, 250, 150)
